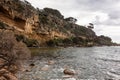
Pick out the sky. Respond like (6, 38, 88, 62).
(26, 0, 120, 43)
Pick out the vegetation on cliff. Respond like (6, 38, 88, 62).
(15, 34, 39, 47)
(0, 0, 116, 47)
(0, 0, 117, 79)
(94, 35, 113, 46)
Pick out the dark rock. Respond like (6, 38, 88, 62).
(29, 63, 35, 67)
(25, 69, 30, 72)
(63, 69, 75, 75)
(105, 78, 114, 80)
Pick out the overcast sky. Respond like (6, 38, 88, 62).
(26, 0, 120, 43)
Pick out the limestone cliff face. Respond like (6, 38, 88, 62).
(0, 0, 69, 44)
(0, 0, 38, 33)
(0, 0, 114, 46)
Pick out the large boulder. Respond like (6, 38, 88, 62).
(63, 69, 76, 75)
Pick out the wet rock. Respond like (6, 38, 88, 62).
(0, 69, 18, 80)
(29, 63, 35, 67)
(19, 67, 25, 72)
(41, 65, 50, 71)
(34, 78, 40, 80)
(105, 78, 114, 80)
(48, 60, 55, 65)
(9, 65, 18, 73)
(63, 69, 76, 75)
(25, 69, 30, 72)
(58, 68, 64, 72)
(0, 76, 7, 80)
(62, 75, 73, 78)
(107, 79, 113, 80)
(63, 77, 76, 80)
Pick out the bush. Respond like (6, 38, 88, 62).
(0, 22, 6, 29)
(23, 38, 39, 47)
(39, 15, 48, 24)
(63, 37, 73, 44)
(44, 8, 64, 19)
(46, 38, 63, 46)
(17, 3, 25, 12)
(15, 34, 39, 47)
(0, 30, 31, 74)
(64, 17, 77, 23)
(15, 34, 25, 42)
(46, 39, 56, 46)
(72, 37, 84, 44)
(95, 35, 112, 46)
(38, 11, 49, 24)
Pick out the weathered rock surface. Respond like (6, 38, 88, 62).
(41, 65, 50, 71)
(0, 0, 115, 47)
(0, 69, 18, 80)
(48, 60, 55, 65)
(63, 69, 76, 75)
(0, 0, 117, 80)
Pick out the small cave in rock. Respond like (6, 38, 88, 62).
(0, 6, 10, 18)
(14, 17, 26, 30)
(0, 6, 26, 31)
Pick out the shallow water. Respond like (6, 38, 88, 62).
(18, 46, 120, 80)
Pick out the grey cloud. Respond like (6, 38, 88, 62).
(109, 10, 120, 19)
(27, 0, 120, 26)
(94, 16, 120, 26)
(75, 0, 120, 11)
(93, 16, 101, 25)
(103, 19, 120, 26)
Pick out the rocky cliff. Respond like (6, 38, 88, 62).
(0, 0, 114, 47)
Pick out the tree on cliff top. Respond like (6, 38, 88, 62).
(65, 17, 77, 24)
(44, 8, 64, 19)
(87, 23, 94, 29)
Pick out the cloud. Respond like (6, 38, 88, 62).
(26, 0, 120, 43)
(109, 10, 120, 19)
(94, 25, 120, 43)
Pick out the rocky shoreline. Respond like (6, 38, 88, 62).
(0, 0, 117, 48)
(0, 0, 119, 80)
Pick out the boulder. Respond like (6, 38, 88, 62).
(63, 69, 76, 75)
(29, 63, 35, 67)
(48, 60, 55, 65)
(0, 69, 18, 80)
(41, 65, 50, 71)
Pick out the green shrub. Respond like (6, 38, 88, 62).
(17, 3, 25, 12)
(63, 37, 73, 44)
(0, 22, 6, 29)
(15, 34, 39, 47)
(46, 38, 63, 46)
(95, 35, 112, 46)
(23, 38, 39, 47)
(44, 8, 64, 19)
(72, 37, 87, 46)
(38, 11, 49, 24)
(46, 40, 56, 46)
(15, 34, 25, 42)
(40, 15, 48, 24)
